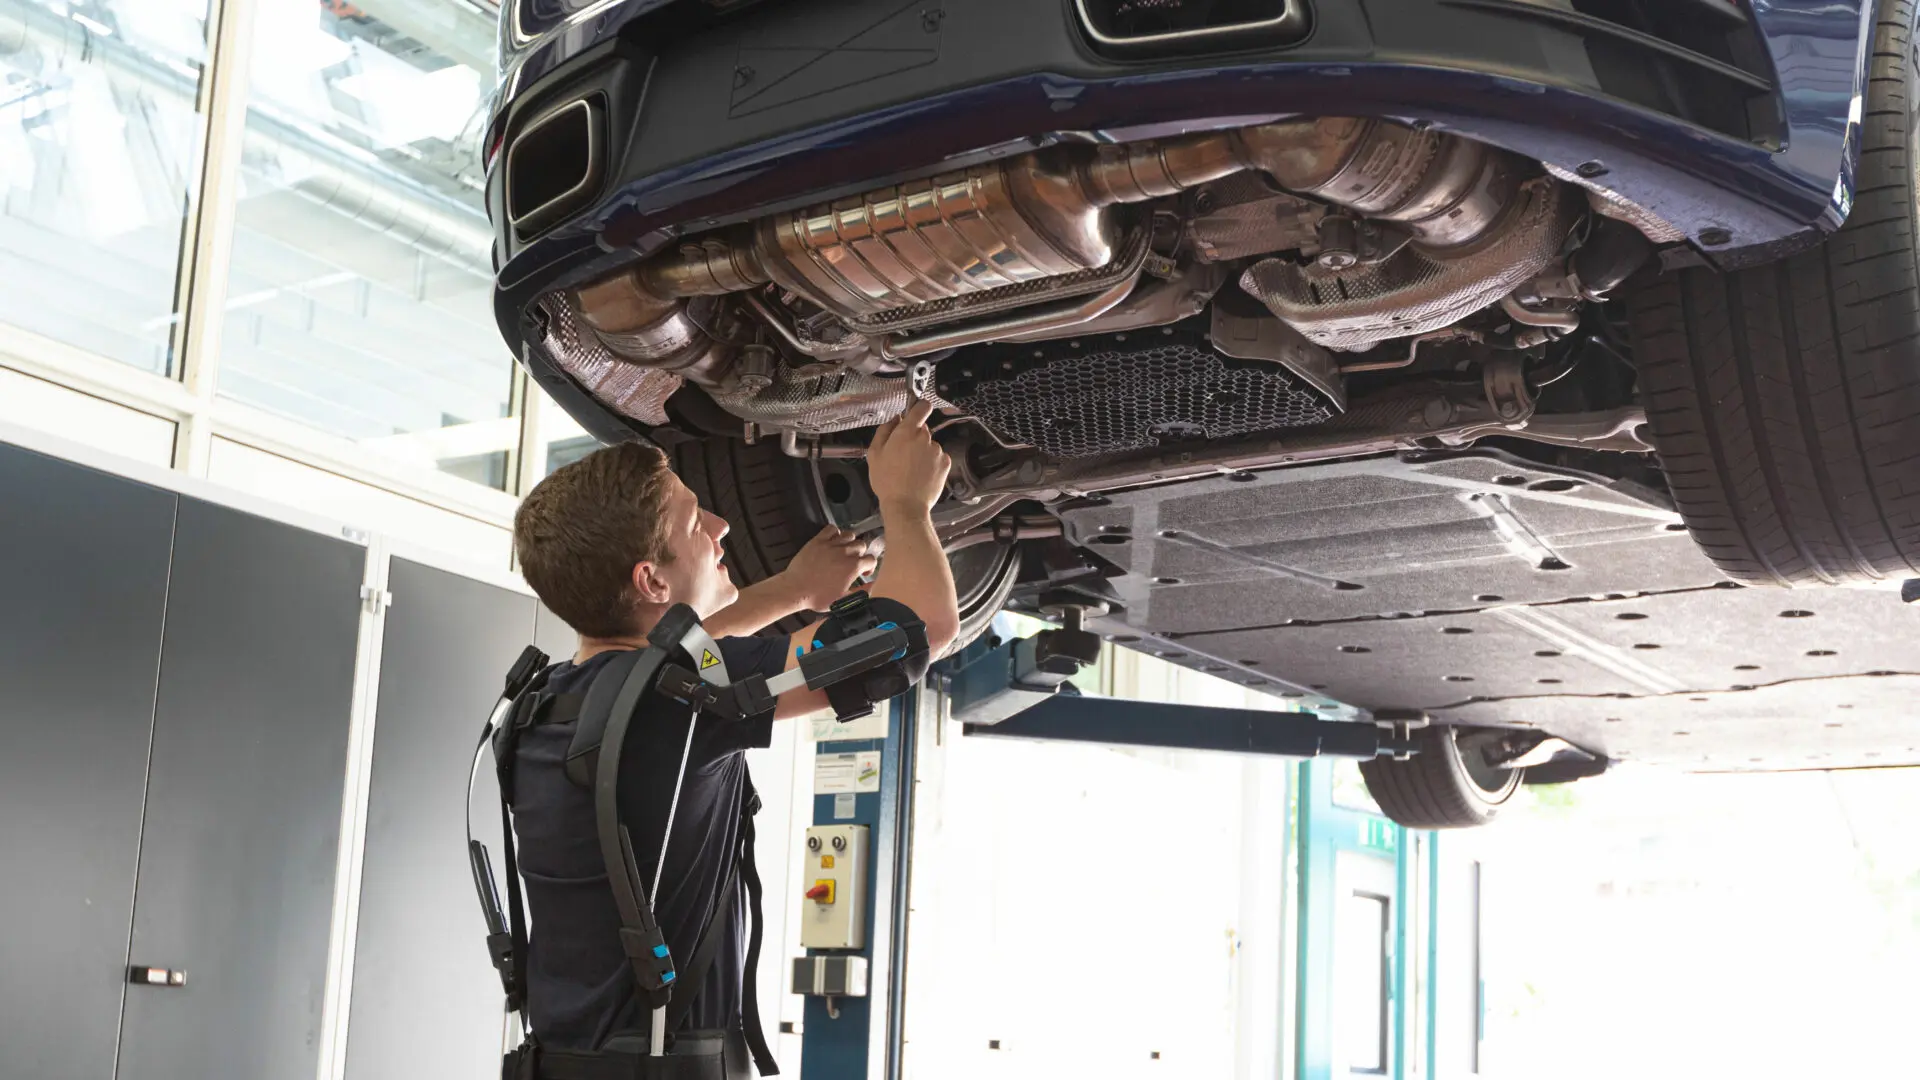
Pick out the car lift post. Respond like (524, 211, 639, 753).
(796, 692, 919, 1080)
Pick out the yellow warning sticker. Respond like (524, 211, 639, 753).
(701, 649, 721, 670)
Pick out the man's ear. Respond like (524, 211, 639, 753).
(630, 561, 671, 605)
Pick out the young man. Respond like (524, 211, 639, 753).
(506, 400, 961, 1074)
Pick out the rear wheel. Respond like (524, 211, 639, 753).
(1359, 726, 1522, 829)
(1622, 0, 1920, 587)
(670, 435, 1018, 646)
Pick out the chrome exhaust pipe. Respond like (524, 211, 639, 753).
(506, 97, 606, 240)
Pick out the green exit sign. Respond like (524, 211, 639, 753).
(1360, 818, 1397, 853)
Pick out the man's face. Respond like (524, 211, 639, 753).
(645, 475, 737, 618)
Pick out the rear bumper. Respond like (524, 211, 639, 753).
(489, 0, 1874, 441)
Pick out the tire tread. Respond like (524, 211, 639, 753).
(1358, 728, 1516, 830)
(1622, 0, 1920, 586)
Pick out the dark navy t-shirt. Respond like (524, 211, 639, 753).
(512, 634, 787, 1049)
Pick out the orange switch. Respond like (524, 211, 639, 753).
(805, 880, 836, 904)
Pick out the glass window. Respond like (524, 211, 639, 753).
(0, 0, 210, 374)
(0, 365, 176, 466)
(208, 436, 511, 568)
(1331, 757, 1385, 815)
(215, 0, 512, 488)
(1469, 768, 1920, 1076)
(539, 389, 596, 478)
(1337, 891, 1390, 1074)
(904, 736, 1287, 1076)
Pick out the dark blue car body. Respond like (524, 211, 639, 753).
(485, 0, 1877, 442)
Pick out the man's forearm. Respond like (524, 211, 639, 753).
(705, 576, 808, 639)
(869, 500, 961, 653)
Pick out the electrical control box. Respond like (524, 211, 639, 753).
(799, 824, 868, 950)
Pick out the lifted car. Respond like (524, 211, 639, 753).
(486, 0, 1920, 825)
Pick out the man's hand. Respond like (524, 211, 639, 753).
(781, 526, 878, 612)
(766, 403, 963, 719)
(867, 399, 950, 514)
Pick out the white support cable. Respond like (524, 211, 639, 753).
(640, 621, 743, 1055)
(646, 621, 734, 1056)
(648, 707, 702, 1058)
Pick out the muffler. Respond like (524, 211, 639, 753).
(560, 117, 1565, 426)
(579, 117, 1543, 337)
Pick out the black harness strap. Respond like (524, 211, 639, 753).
(491, 686, 570, 1018)
(479, 612, 808, 1078)
(530, 681, 776, 1072)
(496, 715, 531, 1015)
(525, 1049, 630, 1080)
(659, 781, 775, 1075)
(534, 1033, 730, 1080)
(472, 664, 551, 1017)
(735, 795, 778, 1076)
(595, 644, 682, 1011)
(665, 850, 739, 1034)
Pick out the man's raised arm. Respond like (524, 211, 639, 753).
(703, 526, 875, 639)
(772, 400, 961, 720)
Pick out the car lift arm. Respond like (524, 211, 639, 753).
(931, 609, 1423, 761)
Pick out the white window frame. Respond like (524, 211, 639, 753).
(0, 0, 548, 566)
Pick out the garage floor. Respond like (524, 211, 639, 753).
(1062, 450, 1920, 769)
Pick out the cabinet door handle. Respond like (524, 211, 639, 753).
(128, 966, 186, 988)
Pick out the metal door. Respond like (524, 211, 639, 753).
(344, 558, 538, 1080)
(1332, 851, 1398, 1077)
(0, 444, 176, 1080)
(1297, 758, 1406, 1080)
(115, 498, 364, 1080)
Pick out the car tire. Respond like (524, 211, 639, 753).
(670, 434, 1018, 647)
(1358, 726, 1521, 830)
(1621, 0, 1920, 587)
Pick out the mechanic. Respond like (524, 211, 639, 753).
(500, 398, 961, 1079)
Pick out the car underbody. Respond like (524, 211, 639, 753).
(493, 0, 1920, 780)
(541, 115, 1658, 512)
(505, 108, 1920, 771)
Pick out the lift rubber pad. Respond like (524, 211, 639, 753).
(1059, 451, 1920, 770)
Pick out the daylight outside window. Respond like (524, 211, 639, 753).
(214, 0, 513, 490)
(0, 0, 212, 376)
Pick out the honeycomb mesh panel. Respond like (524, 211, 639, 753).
(937, 322, 1335, 458)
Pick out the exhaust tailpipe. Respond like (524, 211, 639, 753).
(506, 97, 606, 240)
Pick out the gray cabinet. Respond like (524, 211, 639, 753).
(115, 498, 365, 1080)
(0, 447, 176, 1080)
(535, 604, 576, 659)
(3, 438, 577, 1080)
(344, 559, 538, 1080)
